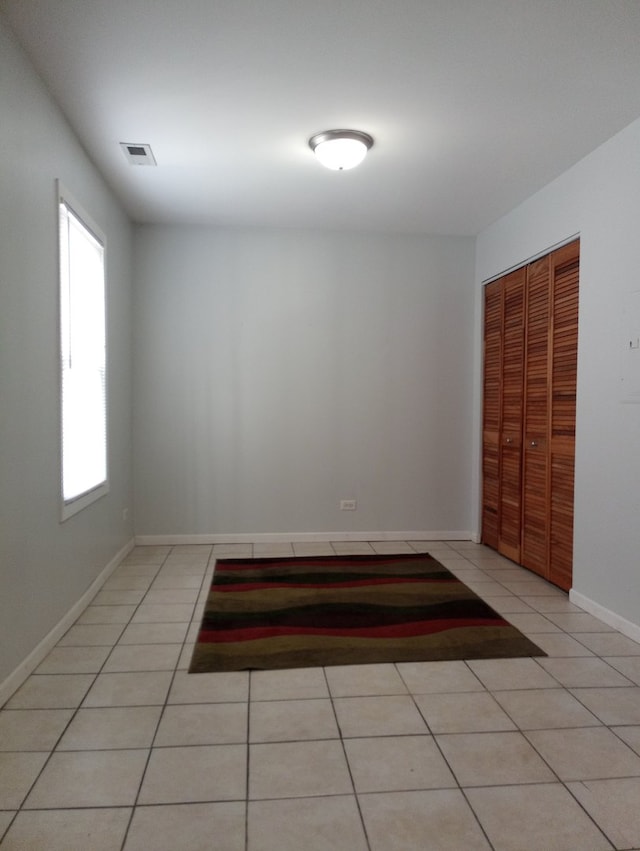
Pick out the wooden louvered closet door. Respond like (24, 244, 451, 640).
(481, 268, 525, 562)
(482, 239, 579, 591)
(548, 242, 579, 589)
(498, 269, 525, 561)
(481, 279, 502, 550)
(521, 254, 550, 576)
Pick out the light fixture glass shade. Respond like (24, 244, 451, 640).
(309, 130, 374, 170)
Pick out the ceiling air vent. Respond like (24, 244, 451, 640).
(120, 142, 157, 166)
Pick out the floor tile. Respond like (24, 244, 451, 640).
(520, 595, 581, 613)
(92, 589, 147, 606)
(247, 795, 367, 851)
(171, 545, 212, 556)
(481, 596, 536, 614)
(168, 671, 249, 704)
(150, 572, 204, 588)
(252, 543, 294, 557)
(369, 541, 416, 554)
(143, 588, 200, 604)
(531, 633, 596, 657)
(466, 658, 559, 691)
(0, 752, 49, 809)
(334, 695, 428, 737)
(359, 789, 492, 851)
(603, 655, 640, 685)
(76, 605, 137, 625)
(157, 564, 207, 577)
(566, 777, 640, 849)
(24, 749, 148, 808)
(574, 633, 640, 656)
(124, 801, 245, 851)
(493, 688, 602, 730)
(58, 624, 125, 646)
(537, 657, 633, 687)
(325, 663, 407, 697)
(138, 744, 247, 804)
(117, 622, 189, 644)
(570, 687, 640, 725)
(249, 698, 337, 742)
(499, 580, 564, 596)
(113, 564, 160, 577)
(291, 542, 336, 556)
(502, 612, 562, 633)
(83, 671, 173, 707)
(436, 731, 555, 786)
(436, 555, 476, 570)
(155, 702, 248, 745)
(0, 708, 73, 750)
(612, 725, 640, 755)
(250, 667, 329, 700)
(4, 674, 95, 709)
(102, 643, 182, 672)
(330, 541, 375, 555)
(35, 646, 111, 674)
(122, 546, 170, 563)
(414, 692, 517, 733)
(396, 660, 485, 694)
(447, 541, 491, 553)
(344, 735, 455, 792)
(466, 783, 613, 851)
(448, 567, 491, 583)
(0, 807, 131, 851)
(249, 739, 352, 799)
(131, 603, 195, 623)
(463, 579, 516, 597)
(102, 575, 154, 591)
(211, 544, 253, 558)
(164, 554, 211, 567)
(0, 812, 14, 839)
(57, 706, 161, 750)
(407, 541, 454, 553)
(545, 612, 615, 632)
(525, 726, 640, 780)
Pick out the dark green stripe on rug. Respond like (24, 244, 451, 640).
(189, 553, 546, 672)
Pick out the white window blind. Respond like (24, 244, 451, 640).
(59, 194, 108, 517)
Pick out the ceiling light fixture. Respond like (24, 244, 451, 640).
(308, 129, 374, 171)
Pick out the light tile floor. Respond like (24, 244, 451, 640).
(2, 540, 640, 850)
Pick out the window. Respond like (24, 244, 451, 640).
(58, 186, 108, 519)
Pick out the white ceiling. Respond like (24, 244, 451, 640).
(3, 0, 640, 235)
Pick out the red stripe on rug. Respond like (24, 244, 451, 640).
(197, 616, 506, 643)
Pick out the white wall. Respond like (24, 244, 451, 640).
(133, 226, 476, 539)
(475, 117, 640, 629)
(0, 16, 134, 686)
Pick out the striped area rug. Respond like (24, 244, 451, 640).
(189, 553, 545, 672)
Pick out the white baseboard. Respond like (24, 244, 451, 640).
(0, 538, 135, 708)
(570, 589, 640, 644)
(134, 530, 474, 546)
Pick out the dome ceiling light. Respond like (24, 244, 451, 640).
(308, 129, 374, 171)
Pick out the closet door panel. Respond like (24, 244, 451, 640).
(498, 269, 525, 561)
(481, 279, 502, 549)
(521, 256, 550, 577)
(548, 240, 579, 589)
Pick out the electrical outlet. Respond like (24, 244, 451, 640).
(122, 508, 129, 521)
(340, 499, 357, 511)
